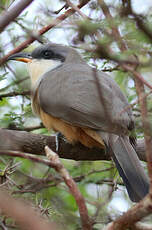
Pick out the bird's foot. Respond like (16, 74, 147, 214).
(55, 132, 66, 153)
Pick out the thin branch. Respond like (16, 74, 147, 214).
(132, 222, 152, 230)
(0, 90, 30, 99)
(0, 150, 59, 169)
(45, 146, 92, 230)
(0, 222, 8, 230)
(122, 64, 152, 90)
(99, 0, 127, 52)
(133, 15, 152, 42)
(119, 90, 152, 116)
(0, 77, 29, 93)
(121, 0, 152, 42)
(53, 4, 67, 14)
(95, 45, 152, 91)
(0, 0, 34, 33)
(134, 77, 152, 191)
(65, 0, 88, 19)
(19, 124, 44, 132)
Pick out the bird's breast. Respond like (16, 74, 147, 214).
(27, 59, 62, 87)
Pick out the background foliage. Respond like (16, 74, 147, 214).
(0, 0, 152, 229)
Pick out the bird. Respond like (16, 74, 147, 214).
(8, 43, 149, 202)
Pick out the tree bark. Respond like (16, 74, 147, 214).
(0, 128, 146, 161)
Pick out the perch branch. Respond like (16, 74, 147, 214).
(0, 128, 147, 162)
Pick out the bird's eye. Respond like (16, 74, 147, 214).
(43, 51, 50, 57)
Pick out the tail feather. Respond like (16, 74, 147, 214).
(105, 135, 149, 202)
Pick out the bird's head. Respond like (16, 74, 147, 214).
(7, 43, 73, 84)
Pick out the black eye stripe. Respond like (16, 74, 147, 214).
(44, 51, 49, 56)
(42, 50, 52, 58)
(31, 47, 65, 62)
(43, 50, 53, 57)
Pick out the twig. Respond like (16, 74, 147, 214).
(96, 45, 152, 91)
(54, 4, 67, 14)
(121, 0, 152, 42)
(19, 124, 44, 131)
(0, 222, 8, 230)
(132, 222, 152, 230)
(65, 0, 88, 19)
(134, 77, 152, 191)
(0, 90, 30, 99)
(122, 64, 152, 90)
(119, 90, 152, 116)
(0, 76, 29, 93)
(102, 66, 121, 72)
(134, 15, 152, 42)
(0, 0, 34, 32)
(45, 146, 92, 230)
(0, 190, 58, 230)
(0, 0, 90, 66)
(99, 0, 127, 52)
(0, 150, 60, 168)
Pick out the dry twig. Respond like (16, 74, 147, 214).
(45, 146, 92, 230)
(0, 90, 30, 99)
(65, 0, 88, 19)
(0, 189, 58, 230)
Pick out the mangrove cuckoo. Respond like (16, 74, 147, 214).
(8, 43, 149, 202)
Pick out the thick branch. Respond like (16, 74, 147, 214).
(0, 128, 146, 162)
(0, 128, 108, 161)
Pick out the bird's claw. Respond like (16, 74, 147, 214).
(55, 132, 65, 153)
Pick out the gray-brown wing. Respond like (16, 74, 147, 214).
(38, 63, 133, 135)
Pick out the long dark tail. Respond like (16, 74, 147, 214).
(106, 135, 149, 202)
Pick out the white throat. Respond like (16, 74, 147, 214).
(27, 59, 61, 86)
